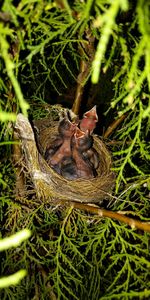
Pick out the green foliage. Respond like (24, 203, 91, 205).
(0, 229, 31, 288)
(0, 0, 150, 299)
(1, 203, 150, 299)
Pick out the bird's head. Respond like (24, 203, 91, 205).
(74, 128, 93, 151)
(58, 117, 77, 137)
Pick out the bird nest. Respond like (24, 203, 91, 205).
(15, 113, 115, 203)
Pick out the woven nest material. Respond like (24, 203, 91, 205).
(15, 113, 115, 203)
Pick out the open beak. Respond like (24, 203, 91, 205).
(83, 105, 98, 121)
(74, 127, 85, 140)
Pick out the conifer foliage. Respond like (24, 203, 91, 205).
(0, 0, 150, 299)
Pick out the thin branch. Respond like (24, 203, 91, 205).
(58, 200, 150, 233)
(103, 114, 127, 139)
(72, 29, 95, 115)
(105, 140, 132, 146)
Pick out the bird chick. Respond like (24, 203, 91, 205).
(73, 128, 99, 171)
(72, 128, 95, 179)
(58, 115, 78, 138)
(44, 136, 63, 175)
(61, 156, 78, 180)
(50, 117, 76, 166)
(75, 129, 93, 152)
(45, 136, 63, 162)
(45, 113, 77, 164)
(80, 105, 98, 134)
(83, 148, 99, 170)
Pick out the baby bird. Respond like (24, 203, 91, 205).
(79, 105, 98, 134)
(61, 129, 94, 180)
(83, 148, 99, 170)
(45, 136, 63, 162)
(60, 156, 78, 180)
(72, 128, 95, 179)
(49, 117, 77, 167)
(73, 127, 99, 171)
(45, 113, 77, 164)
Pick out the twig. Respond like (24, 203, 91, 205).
(72, 29, 95, 115)
(105, 140, 132, 146)
(72, 59, 87, 115)
(103, 114, 127, 139)
(59, 200, 150, 233)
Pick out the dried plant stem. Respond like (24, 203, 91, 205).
(59, 200, 150, 233)
(72, 58, 86, 115)
(106, 140, 132, 146)
(103, 113, 127, 139)
(72, 29, 95, 115)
